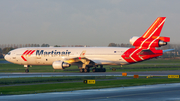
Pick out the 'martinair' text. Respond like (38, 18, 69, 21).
(36, 50, 71, 56)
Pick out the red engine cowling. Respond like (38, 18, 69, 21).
(130, 36, 167, 48)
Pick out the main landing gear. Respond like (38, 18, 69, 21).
(92, 65, 106, 72)
(79, 68, 90, 73)
(92, 68, 106, 72)
(79, 65, 106, 73)
(79, 66, 90, 73)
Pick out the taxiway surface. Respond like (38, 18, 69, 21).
(0, 83, 180, 101)
(1, 71, 180, 78)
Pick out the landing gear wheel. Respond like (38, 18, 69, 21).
(102, 68, 106, 72)
(87, 69, 90, 72)
(79, 69, 84, 73)
(25, 69, 29, 73)
(92, 68, 99, 72)
(84, 69, 90, 73)
(84, 69, 87, 73)
(92, 68, 96, 72)
(92, 68, 106, 72)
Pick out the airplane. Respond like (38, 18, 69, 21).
(5, 17, 173, 73)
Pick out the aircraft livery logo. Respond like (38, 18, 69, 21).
(21, 50, 71, 61)
(21, 50, 36, 61)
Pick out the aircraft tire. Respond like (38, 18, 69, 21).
(25, 69, 29, 73)
(92, 68, 96, 72)
(79, 69, 84, 73)
(84, 69, 90, 73)
(92, 68, 106, 72)
(103, 68, 106, 72)
(84, 69, 87, 73)
(97, 68, 100, 72)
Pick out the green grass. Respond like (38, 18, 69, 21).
(139, 59, 180, 63)
(0, 59, 5, 61)
(1, 78, 180, 95)
(1, 59, 180, 72)
(1, 59, 180, 95)
(0, 76, 113, 85)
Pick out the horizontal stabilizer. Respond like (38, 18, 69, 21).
(163, 49, 174, 53)
(139, 49, 154, 55)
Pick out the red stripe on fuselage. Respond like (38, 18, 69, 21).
(22, 50, 29, 55)
(21, 50, 36, 61)
(122, 48, 143, 63)
(26, 50, 32, 55)
(122, 48, 163, 64)
(29, 50, 35, 55)
(21, 50, 29, 61)
(130, 49, 143, 62)
(21, 55, 27, 61)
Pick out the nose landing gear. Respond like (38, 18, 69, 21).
(25, 69, 29, 73)
(92, 65, 106, 72)
(24, 65, 30, 73)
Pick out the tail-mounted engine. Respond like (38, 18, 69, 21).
(52, 61, 71, 69)
(129, 36, 170, 48)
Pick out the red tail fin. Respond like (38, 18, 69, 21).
(142, 17, 166, 38)
(130, 17, 169, 49)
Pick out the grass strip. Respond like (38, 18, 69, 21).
(1, 63, 180, 72)
(1, 59, 180, 72)
(0, 78, 180, 95)
(0, 76, 113, 85)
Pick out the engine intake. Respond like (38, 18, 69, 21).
(52, 61, 70, 69)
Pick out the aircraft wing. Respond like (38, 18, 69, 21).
(63, 50, 95, 65)
(63, 50, 109, 65)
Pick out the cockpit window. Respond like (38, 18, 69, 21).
(7, 52, 11, 55)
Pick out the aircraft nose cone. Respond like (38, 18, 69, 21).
(4, 55, 9, 61)
(4, 55, 7, 60)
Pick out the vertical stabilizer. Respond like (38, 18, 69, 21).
(130, 17, 168, 49)
(142, 17, 166, 38)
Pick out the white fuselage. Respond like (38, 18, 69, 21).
(5, 47, 130, 66)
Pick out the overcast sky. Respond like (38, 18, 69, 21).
(0, 0, 179, 46)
